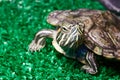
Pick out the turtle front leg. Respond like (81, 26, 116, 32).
(29, 29, 66, 55)
(29, 29, 54, 52)
(81, 51, 98, 74)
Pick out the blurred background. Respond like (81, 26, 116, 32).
(0, 0, 120, 79)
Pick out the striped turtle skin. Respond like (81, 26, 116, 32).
(29, 9, 120, 74)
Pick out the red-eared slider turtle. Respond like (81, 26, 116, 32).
(29, 9, 120, 74)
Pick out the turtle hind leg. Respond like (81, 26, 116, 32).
(29, 29, 57, 52)
(81, 51, 98, 74)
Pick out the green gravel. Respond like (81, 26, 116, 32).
(0, 0, 120, 80)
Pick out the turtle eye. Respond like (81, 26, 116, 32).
(62, 27, 67, 31)
(62, 26, 69, 32)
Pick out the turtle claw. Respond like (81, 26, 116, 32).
(29, 39, 45, 52)
(29, 40, 39, 52)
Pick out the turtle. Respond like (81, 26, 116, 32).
(29, 9, 120, 74)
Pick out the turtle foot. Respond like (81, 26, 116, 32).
(29, 38, 46, 52)
(81, 65, 98, 74)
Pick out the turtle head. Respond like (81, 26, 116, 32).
(56, 21, 85, 48)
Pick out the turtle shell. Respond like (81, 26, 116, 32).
(83, 10, 120, 60)
(47, 9, 120, 60)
